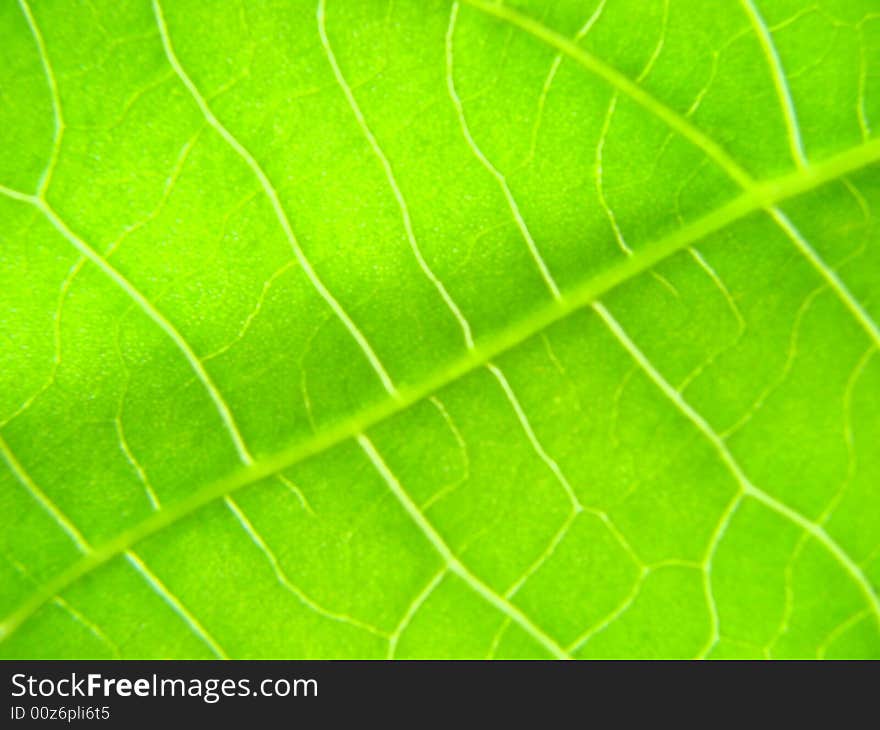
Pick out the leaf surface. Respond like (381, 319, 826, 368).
(1, 0, 879, 659)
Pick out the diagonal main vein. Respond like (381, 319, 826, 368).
(2, 135, 879, 643)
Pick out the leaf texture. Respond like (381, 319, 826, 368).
(1, 0, 879, 659)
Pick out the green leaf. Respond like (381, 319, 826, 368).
(1, 0, 879, 660)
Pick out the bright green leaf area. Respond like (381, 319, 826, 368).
(1, 0, 879, 660)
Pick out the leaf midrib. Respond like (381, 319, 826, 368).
(2, 137, 879, 643)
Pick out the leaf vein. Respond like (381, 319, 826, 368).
(151, 0, 399, 398)
(357, 433, 571, 659)
(124, 550, 228, 659)
(317, 0, 475, 349)
(593, 302, 880, 629)
(446, 2, 562, 300)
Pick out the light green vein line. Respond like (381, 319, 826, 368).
(223, 496, 390, 639)
(317, 0, 475, 350)
(357, 434, 570, 659)
(486, 618, 511, 659)
(152, 0, 398, 399)
(770, 209, 880, 349)
(202, 261, 296, 362)
(592, 303, 880, 628)
(124, 551, 228, 659)
(1, 136, 878, 643)
(388, 569, 447, 658)
(505, 511, 578, 599)
(4, 554, 119, 654)
(817, 608, 871, 659)
(596, 96, 630, 254)
(115, 415, 161, 511)
(738, 0, 808, 168)
(568, 567, 646, 652)
(638, 0, 669, 83)
(53, 596, 120, 657)
(594, 0, 667, 257)
(459, 0, 755, 191)
(857, 27, 871, 141)
(0, 433, 91, 555)
(35, 196, 253, 465)
(17, 0, 62, 195)
(697, 492, 743, 659)
(0, 184, 35, 204)
(528, 0, 608, 164)
(446, 2, 562, 300)
(487, 363, 582, 511)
